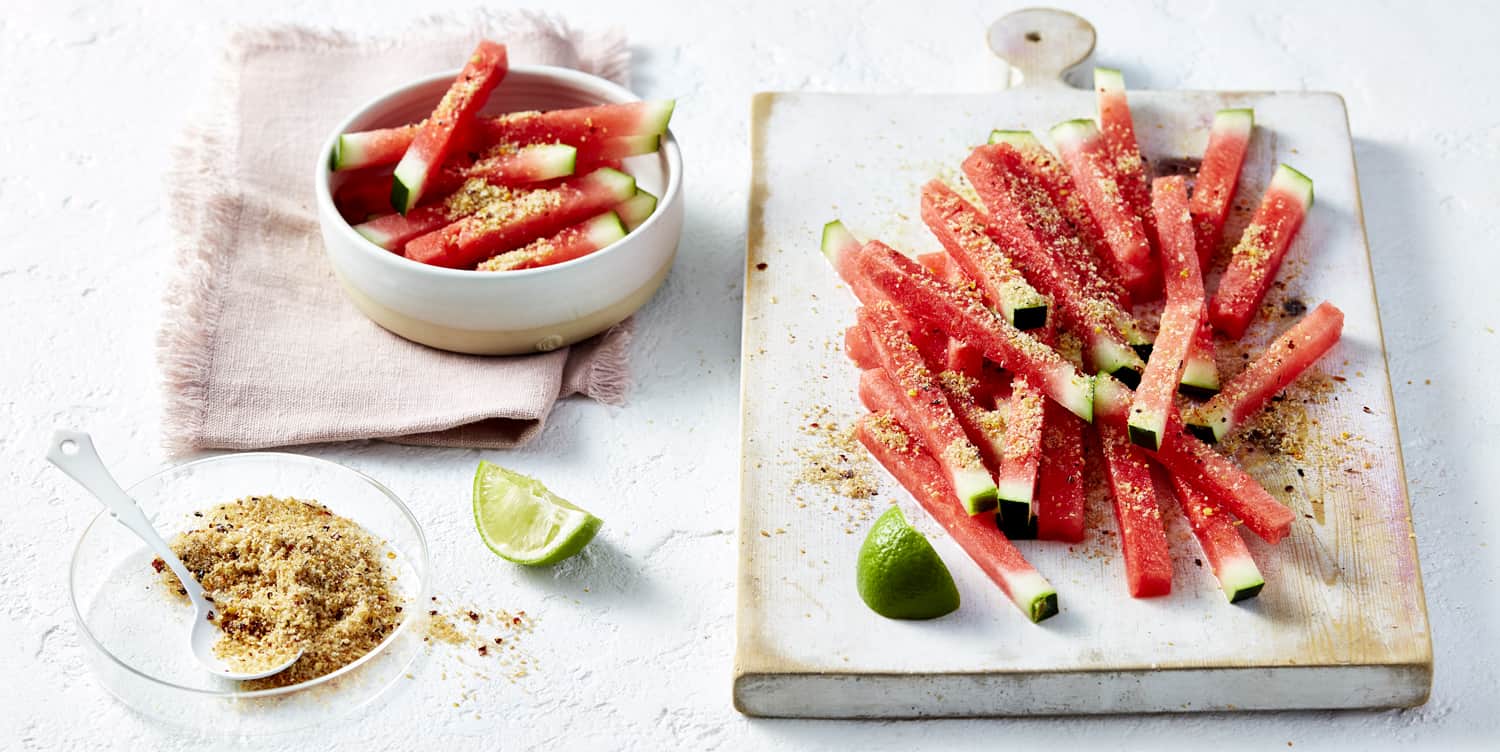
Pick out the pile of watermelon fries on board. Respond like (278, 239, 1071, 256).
(824, 68, 1342, 623)
(329, 40, 675, 270)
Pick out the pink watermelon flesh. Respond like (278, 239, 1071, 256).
(1187, 302, 1344, 443)
(1128, 177, 1205, 450)
(1094, 374, 1175, 598)
(997, 377, 1044, 537)
(332, 100, 675, 172)
(477, 210, 626, 271)
(916, 251, 950, 277)
(919, 180, 1049, 331)
(959, 147, 1143, 380)
(1095, 69, 1160, 267)
(392, 41, 509, 213)
(856, 411, 1058, 623)
(988, 129, 1131, 307)
(1035, 399, 1087, 543)
(353, 144, 580, 250)
(405, 167, 635, 269)
(859, 365, 1005, 488)
(844, 324, 879, 370)
(1190, 109, 1254, 268)
(847, 240, 1095, 422)
(1096, 374, 1293, 544)
(1128, 301, 1201, 451)
(1209, 164, 1314, 339)
(1154, 173, 1220, 398)
(1167, 471, 1265, 603)
(1050, 119, 1160, 300)
(857, 304, 998, 515)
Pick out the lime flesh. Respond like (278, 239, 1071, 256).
(473, 461, 602, 566)
(856, 506, 960, 619)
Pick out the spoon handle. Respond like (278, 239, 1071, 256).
(46, 430, 205, 604)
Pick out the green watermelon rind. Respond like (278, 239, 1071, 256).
(1093, 67, 1126, 92)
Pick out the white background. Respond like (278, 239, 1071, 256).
(2, 0, 1495, 748)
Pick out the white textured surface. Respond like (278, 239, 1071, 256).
(0, 0, 1495, 748)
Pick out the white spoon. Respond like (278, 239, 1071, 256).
(47, 430, 301, 681)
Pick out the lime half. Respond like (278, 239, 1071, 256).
(473, 461, 602, 566)
(856, 506, 960, 619)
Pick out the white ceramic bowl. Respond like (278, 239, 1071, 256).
(314, 65, 683, 355)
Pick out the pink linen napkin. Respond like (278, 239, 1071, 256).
(158, 12, 633, 454)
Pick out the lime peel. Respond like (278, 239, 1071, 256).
(856, 505, 960, 619)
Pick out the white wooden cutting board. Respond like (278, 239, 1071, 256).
(733, 9, 1431, 718)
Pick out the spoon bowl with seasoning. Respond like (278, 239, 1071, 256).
(47, 430, 302, 681)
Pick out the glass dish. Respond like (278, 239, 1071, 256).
(68, 452, 430, 736)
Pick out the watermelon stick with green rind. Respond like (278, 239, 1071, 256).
(959, 146, 1146, 384)
(1209, 164, 1315, 339)
(858, 366, 1006, 502)
(331, 100, 676, 172)
(820, 222, 1095, 423)
(1094, 68, 1159, 260)
(574, 134, 662, 169)
(614, 189, 658, 232)
(477, 211, 627, 271)
(988, 129, 1133, 308)
(919, 181, 1049, 331)
(1186, 302, 1344, 443)
(391, 41, 509, 214)
(857, 304, 999, 515)
(1034, 399, 1086, 543)
(1094, 374, 1174, 597)
(997, 378, 1044, 538)
(405, 167, 636, 269)
(1164, 469, 1265, 603)
(1190, 108, 1255, 268)
(850, 320, 1009, 479)
(353, 144, 582, 250)
(1094, 372, 1293, 543)
(856, 410, 1059, 623)
(1049, 119, 1159, 300)
(1127, 176, 1204, 451)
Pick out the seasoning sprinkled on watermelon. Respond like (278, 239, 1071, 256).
(1094, 68, 1159, 262)
(857, 304, 999, 515)
(850, 240, 1096, 422)
(1050, 119, 1160, 300)
(331, 100, 675, 172)
(1127, 176, 1205, 450)
(1094, 374, 1174, 597)
(1187, 302, 1344, 443)
(1165, 471, 1265, 603)
(405, 167, 635, 269)
(1034, 399, 1086, 543)
(988, 128, 1131, 307)
(1190, 108, 1254, 268)
(920, 180, 1049, 330)
(1209, 164, 1314, 339)
(961, 145, 1145, 382)
(391, 41, 509, 213)
(476, 211, 626, 271)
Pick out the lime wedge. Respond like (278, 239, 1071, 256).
(473, 461, 602, 566)
(856, 506, 960, 619)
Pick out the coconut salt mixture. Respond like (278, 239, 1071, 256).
(156, 495, 404, 689)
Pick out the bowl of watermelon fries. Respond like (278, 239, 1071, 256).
(316, 40, 683, 355)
